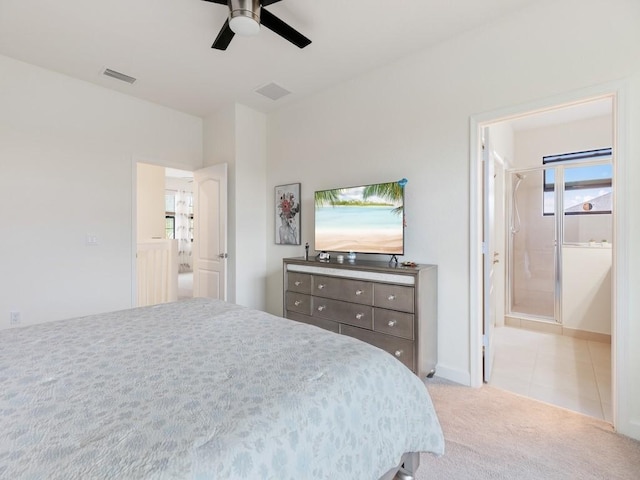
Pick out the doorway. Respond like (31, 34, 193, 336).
(474, 94, 617, 422)
(133, 162, 228, 306)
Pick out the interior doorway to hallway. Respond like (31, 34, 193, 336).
(133, 161, 228, 307)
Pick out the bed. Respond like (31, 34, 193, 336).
(0, 298, 444, 479)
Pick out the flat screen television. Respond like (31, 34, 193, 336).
(314, 180, 405, 255)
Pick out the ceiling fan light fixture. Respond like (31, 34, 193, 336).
(228, 0, 261, 36)
(206, 0, 310, 50)
(229, 14, 260, 36)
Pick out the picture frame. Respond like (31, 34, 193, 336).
(275, 183, 301, 245)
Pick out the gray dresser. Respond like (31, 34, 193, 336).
(283, 257, 437, 379)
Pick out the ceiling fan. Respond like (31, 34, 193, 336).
(202, 0, 312, 51)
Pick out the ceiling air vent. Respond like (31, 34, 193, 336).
(103, 68, 137, 85)
(255, 82, 291, 101)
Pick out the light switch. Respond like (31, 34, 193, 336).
(85, 234, 99, 246)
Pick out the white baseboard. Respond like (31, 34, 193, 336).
(432, 364, 471, 386)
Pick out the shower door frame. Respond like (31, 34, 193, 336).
(506, 166, 564, 324)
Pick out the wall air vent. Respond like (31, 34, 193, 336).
(255, 82, 291, 101)
(103, 68, 137, 85)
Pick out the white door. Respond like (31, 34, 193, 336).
(193, 163, 228, 300)
(482, 127, 497, 382)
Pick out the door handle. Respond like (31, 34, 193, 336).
(218, 253, 228, 258)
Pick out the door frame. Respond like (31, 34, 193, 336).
(130, 158, 228, 306)
(469, 82, 629, 433)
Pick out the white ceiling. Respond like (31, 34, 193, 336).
(0, 0, 540, 117)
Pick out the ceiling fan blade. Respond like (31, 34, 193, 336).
(200, 0, 229, 4)
(260, 8, 311, 48)
(262, 0, 283, 5)
(212, 19, 235, 50)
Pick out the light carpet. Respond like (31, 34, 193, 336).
(416, 377, 640, 479)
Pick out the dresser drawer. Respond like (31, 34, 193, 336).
(286, 311, 340, 333)
(287, 272, 312, 294)
(312, 297, 373, 330)
(285, 292, 312, 316)
(340, 325, 415, 371)
(374, 284, 414, 313)
(313, 275, 373, 305)
(374, 309, 414, 340)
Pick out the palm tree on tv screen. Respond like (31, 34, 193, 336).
(363, 182, 404, 215)
(314, 188, 342, 206)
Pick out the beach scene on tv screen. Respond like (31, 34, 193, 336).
(315, 182, 404, 254)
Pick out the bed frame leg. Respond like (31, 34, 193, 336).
(395, 452, 419, 480)
(395, 468, 414, 480)
(380, 452, 420, 480)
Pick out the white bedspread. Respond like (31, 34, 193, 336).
(0, 298, 444, 479)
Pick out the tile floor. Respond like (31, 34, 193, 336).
(489, 325, 612, 422)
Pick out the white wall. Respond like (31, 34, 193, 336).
(0, 55, 202, 327)
(514, 115, 613, 168)
(234, 104, 267, 309)
(264, 0, 640, 438)
(203, 103, 268, 309)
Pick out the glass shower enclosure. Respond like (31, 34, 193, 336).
(508, 169, 556, 320)
(507, 153, 613, 324)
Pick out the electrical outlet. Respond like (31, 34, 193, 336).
(10, 311, 20, 325)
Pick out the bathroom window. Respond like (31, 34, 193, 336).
(542, 148, 612, 216)
(165, 216, 175, 239)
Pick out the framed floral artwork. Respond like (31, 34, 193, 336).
(275, 183, 301, 245)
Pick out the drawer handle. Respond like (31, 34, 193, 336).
(388, 320, 397, 327)
(355, 289, 363, 296)
(294, 300, 302, 307)
(317, 305, 326, 312)
(388, 294, 396, 301)
(294, 281, 302, 286)
(317, 284, 325, 290)
(355, 313, 363, 320)
(394, 350, 403, 358)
